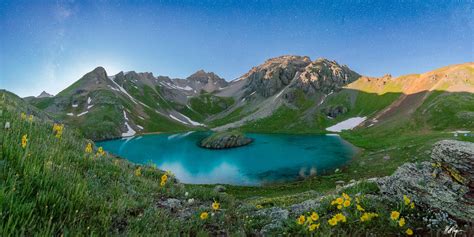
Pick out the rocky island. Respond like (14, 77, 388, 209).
(199, 131, 253, 149)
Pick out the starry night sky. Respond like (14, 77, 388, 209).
(1, 0, 472, 97)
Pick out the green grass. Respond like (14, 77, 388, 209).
(0, 95, 242, 235)
(27, 97, 55, 110)
(209, 106, 251, 127)
(189, 93, 234, 116)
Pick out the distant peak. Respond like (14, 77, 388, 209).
(92, 66, 107, 73)
(187, 70, 222, 80)
(86, 66, 108, 79)
(37, 91, 53, 98)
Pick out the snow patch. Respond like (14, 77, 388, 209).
(87, 105, 94, 109)
(87, 97, 92, 104)
(138, 116, 145, 120)
(176, 85, 193, 91)
(108, 76, 138, 104)
(178, 112, 204, 126)
(123, 110, 129, 120)
(137, 125, 144, 130)
(77, 111, 89, 117)
(326, 117, 367, 132)
(107, 85, 120, 92)
(273, 89, 285, 101)
(169, 114, 189, 125)
(450, 130, 471, 134)
(122, 121, 136, 137)
(67, 113, 74, 116)
(72, 103, 78, 108)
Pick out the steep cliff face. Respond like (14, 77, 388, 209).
(241, 55, 312, 98)
(236, 56, 360, 103)
(292, 58, 361, 95)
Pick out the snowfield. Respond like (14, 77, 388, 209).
(326, 117, 367, 132)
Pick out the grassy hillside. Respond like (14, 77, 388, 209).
(0, 91, 241, 236)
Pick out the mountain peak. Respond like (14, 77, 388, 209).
(188, 69, 218, 79)
(92, 66, 107, 74)
(265, 55, 311, 64)
(37, 91, 53, 98)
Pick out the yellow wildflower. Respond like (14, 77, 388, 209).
(21, 134, 28, 149)
(391, 211, 400, 220)
(135, 167, 142, 177)
(53, 123, 64, 138)
(336, 197, 343, 205)
(328, 217, 337, 226)
(96, 147, 105, 156)
(342, 193, 351, 201)
(337, 204, 342, 210)
(297, 215, 305, 225)
(360, 212, 379, 222)
(21, 112, 26, 120)
(28, 115, 33, 122)
(85, 143, 92, 153)
(335, 213, 346, 223)
(310, 212, 319, 221)
(399, 217, 406, 227)
(356, 204, 365, 211)
(403, 195, 411, 205)
(256, 204, 263, 209)
(343, 199, 351, 207)
(410, 202, 415, 209)
(200, 212, 208, 220)
(406, 228, 413, 235)
(161, 174, 168, 182)
(160, 180, 166, 187)
(308, 223, 320, 231)
(212, 201, 220, 210)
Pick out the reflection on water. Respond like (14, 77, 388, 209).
(97, 132, 357, 186)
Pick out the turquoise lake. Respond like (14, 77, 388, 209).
(97, 132, 357, 186)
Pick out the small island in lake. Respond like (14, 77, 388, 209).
(199, 131, 253, 149)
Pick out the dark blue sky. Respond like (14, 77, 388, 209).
(1, 0, 472, 96)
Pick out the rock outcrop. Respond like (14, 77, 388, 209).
(241, 55, 312, 98)
(291, 58, 361, 95)
(199, 131, 253, 149)
(377, 140, 474, 222)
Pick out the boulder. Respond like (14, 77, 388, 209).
(213, 185, 226, 193)
(431, 140, 474, 186)
(377, 140, 474, 222)
(254, 207, 289, 234)
(288, 199, 321, 216)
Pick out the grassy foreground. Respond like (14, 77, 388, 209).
(1, 89, 472, 235)
(0, 104, 243, 235)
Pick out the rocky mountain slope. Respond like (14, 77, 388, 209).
(23, 56, 474, 140)
(25, 67, 231, 140)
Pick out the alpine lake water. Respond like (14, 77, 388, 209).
(97, 132, 358, 186)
